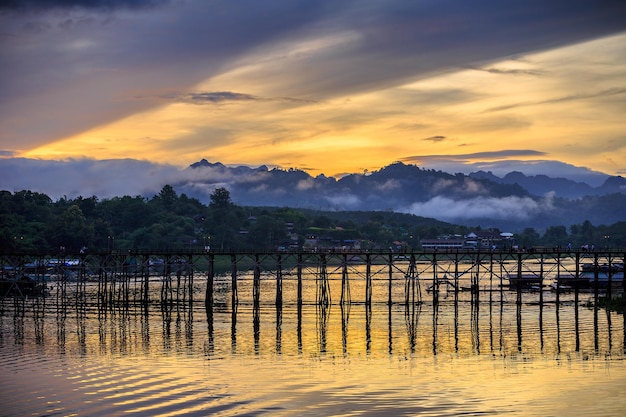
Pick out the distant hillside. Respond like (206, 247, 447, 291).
(177, 160, 626, 231)
(469, 170, 626, 199)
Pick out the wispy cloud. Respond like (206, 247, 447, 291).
(423, 136, 447, 143)
(171, 91, 261, 104)
(468, 66, 544, 76)
(485, 87, 626, 113)
(160, 91, 316, 105)
(402, 150, 547, 163)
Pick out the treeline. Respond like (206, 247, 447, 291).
(1, 186, 625, 253)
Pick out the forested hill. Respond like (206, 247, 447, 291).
(1, 187, 625, 254)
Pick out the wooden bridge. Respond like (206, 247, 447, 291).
(1, 249, 624, 307)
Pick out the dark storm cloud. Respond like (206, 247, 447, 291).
(280, 0, 626, 97)
(0, 0, 334, 149)
(0, 0, 167, 10)
(1, 0, 625, 152)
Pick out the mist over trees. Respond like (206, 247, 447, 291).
(1, 186, 624, 253)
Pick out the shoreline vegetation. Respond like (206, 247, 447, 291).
(2, 186, 625, 254)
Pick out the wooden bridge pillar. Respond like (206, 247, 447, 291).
(317, 254, 330, 306)
(276, 254, 283, 307)
(253, 254, 261, 307)
(516, 252, 523, 306)
(405, 254, 419, 306)
(432, 252, 439, 305)
(340, 253, 351, 305)
(231, 254, 238, 306)
(385, 253, 391, 306)
(365, 253, 372, 306)
(297, 253, 303, 305)
(205, 253, 214, 311)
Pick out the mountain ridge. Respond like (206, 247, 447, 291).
(179, 160, 626, 230)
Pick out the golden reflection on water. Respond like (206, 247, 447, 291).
(1, 293, 626, 416)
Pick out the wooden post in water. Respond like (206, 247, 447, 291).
(144, 255, 151, 305)
(606, 251, 613, 300)
(539, 253, 546, 296)
(187, 254, 194, 306)
(365, 253, 372, 305)
(574, 251, 581, 352)
(97, 256, 105, 308)
(516, 292, 522, 352)
(276, 254, 283, 307)
(231, 254, 238, 306)
(405, 253, 419, 305)
(297, 253, 303, 305)
(317, 253, 330, 306)
(175, 257, 183, 303)
(498, 256, 504, 303)
(386, 253, 392, 306)
(473, 251, 481, 306)
(516, 251, 522, 306)
(593, 252, 600, 306)
(205, 253, 214, 312)
(539, 253, 544, 343)
(488, 253, 494, 302)
(123, 254, 131, 307)
(253, 254, 261, 306)
(454, 252, 459, 299)
(340, 253, 350, 305)
(555, 251, 561, 307)
(108, 257, 116, 309)
(432, 252, 439, 306)
(574, 251, 581, 304)
(162, 254, 172, 306)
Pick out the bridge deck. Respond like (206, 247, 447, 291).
(1, 250, 624, 305)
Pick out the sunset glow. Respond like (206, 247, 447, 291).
(2, 1, 625, 178)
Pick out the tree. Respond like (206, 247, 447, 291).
(209, 187, 232, 209)
(157, 184, 177, 208)
(542, 225, 568, 247)
(49, 205, 95, 251)
(516, 227, 540, 249)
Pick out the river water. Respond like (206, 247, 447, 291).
(1, 271, 626, 416)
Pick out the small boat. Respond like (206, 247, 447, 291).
(580, 262, 624, 288)
(507, 273, 543, 289)
(553, 273, 589, 290)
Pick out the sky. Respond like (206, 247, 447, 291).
(1, 0, 626, 195)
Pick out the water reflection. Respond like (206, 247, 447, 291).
(341, 303, 349, 354)
(2, 292, 626, 417)
(1, 294, 625, 360)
